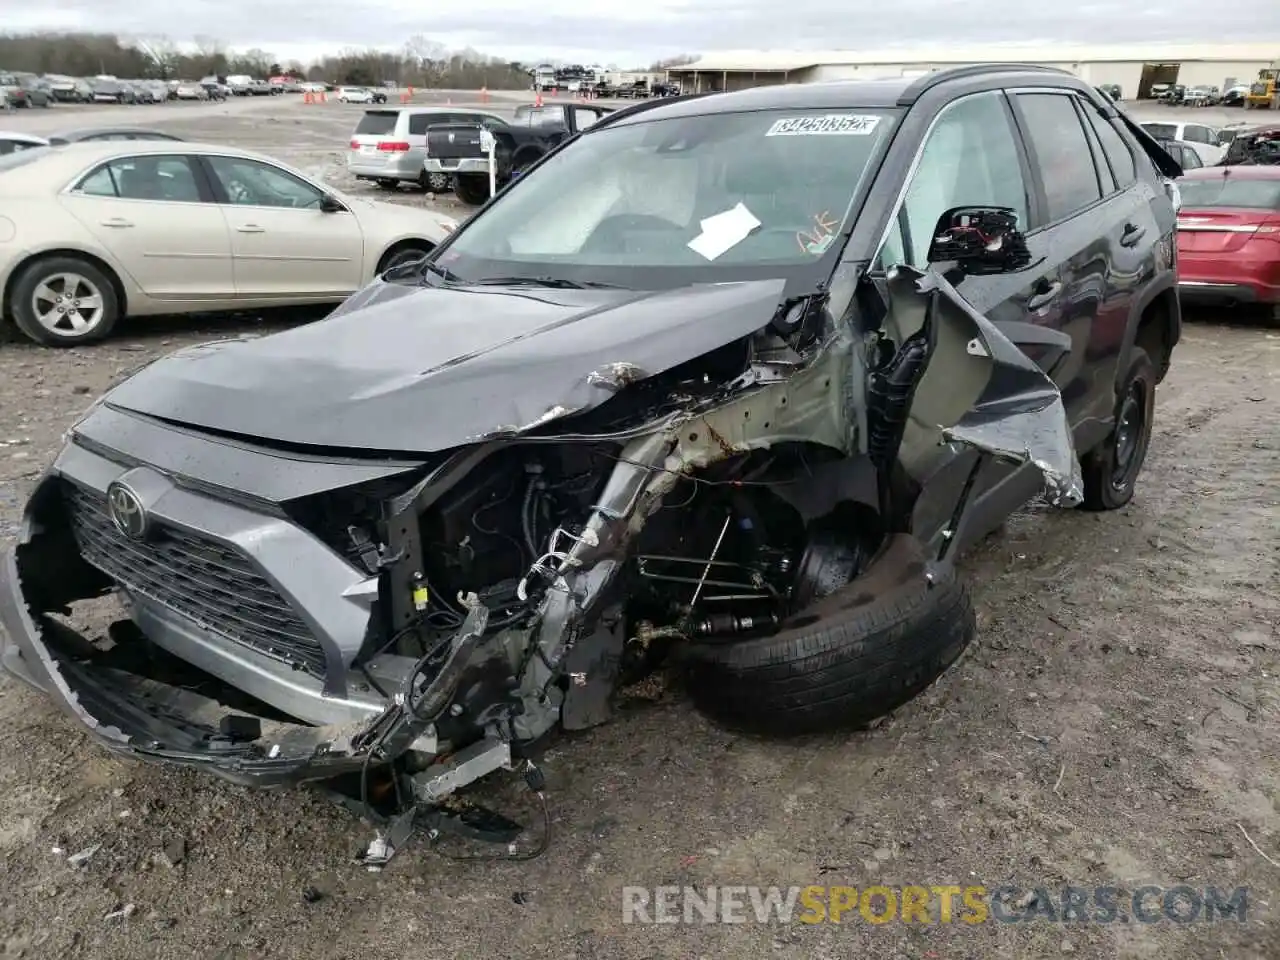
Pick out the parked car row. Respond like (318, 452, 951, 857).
(0, 71, 236, 107)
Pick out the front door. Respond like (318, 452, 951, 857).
(873, 89, 1071, 544)
(59, 153, 235, 301)
(201, 155, 365, 298)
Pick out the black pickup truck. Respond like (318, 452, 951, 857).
(423, 102, 614, 204)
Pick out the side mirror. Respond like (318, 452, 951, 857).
(319, 194, 346, 213)
(926, 206, 1032, 277)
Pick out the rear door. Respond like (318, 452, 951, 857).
(1009, 89, 1153, 441)
(201, 154, 364, 298)
(58, 153, 235, 300)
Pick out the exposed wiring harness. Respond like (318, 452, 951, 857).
(430, 760, 552, 862)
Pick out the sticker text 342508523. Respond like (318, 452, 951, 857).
(765, 114, 882, 137)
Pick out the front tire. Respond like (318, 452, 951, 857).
(377, 243, 434, 274)
(1079, 347, 1156, 511)
(682, 535, 976, 736)
(9, 257, 121, 347)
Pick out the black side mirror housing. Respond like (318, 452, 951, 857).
(926, 206, 1032, 278)
(319, 194, 346, 213)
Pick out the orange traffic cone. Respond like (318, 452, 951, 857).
(480, 86, 489, 103)
(534, 91, 543, 107)
(319, 90, 327, 103)
(303, 90, 313, 104)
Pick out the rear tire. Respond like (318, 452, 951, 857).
(682, 534, 975, 736)
(1079, 347, 1156, 511)
(453, 173, 491, 205)
(9, 256, 121, 347)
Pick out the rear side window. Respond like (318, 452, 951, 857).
(1182, 125, 1212, 144)
(0, 146, 50, 171)
(1081, 108, 1137, 187)
(409, 113, 458, 135)
(1015, 92, 1102, 222)
(1074, 99, 1116, 195)
(355, 111, 398, 136)
(1141, 122, 1177, 141)
(1179, 178, 1280, 209)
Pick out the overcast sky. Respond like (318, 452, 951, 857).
(11, 0, 1280, 67)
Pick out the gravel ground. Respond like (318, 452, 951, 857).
(0, 94, 1278, 960)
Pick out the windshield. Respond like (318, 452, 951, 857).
(1179, 176, 1280, 209)
(438, 106, 897, 286)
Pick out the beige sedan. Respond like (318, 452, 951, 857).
(0, 141, 457, 346)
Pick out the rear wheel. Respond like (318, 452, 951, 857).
(419, 170, 452, 193)
(9, 256, 121, 347)
(1079, 347, 1156, 510)
(453, 173, 491, 205)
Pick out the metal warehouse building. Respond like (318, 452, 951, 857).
(667, 44, 1279, 99)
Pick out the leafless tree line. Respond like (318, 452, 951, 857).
(0, 32, 559, 88)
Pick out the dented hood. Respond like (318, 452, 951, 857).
(104, 277, 787, 452)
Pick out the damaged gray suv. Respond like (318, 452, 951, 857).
(0, 66, 1182, 832)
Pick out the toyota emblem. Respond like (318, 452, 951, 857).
(448, 132, 455, 143)
(107, 481, 148, 540)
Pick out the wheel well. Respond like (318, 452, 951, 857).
(376, 239, 436, 274)
(1135, 288, 1177, 382)
(2, 249, 127, 321)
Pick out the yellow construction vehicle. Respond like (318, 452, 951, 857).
(1244, 66, 1278, 109)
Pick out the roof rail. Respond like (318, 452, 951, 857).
(586, 91, 720, 132)
(898, 63, 1074, 105)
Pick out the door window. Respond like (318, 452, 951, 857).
(1179, 146, 1203, 169)
(410, 113, 458, 135)
(1014, 92, 1103, 222)
(573, 108, 602, 130)
(1182, 125, 1212, 144)
(878, 91, 1030, 270)
(206, 156, 324, 208)
(73, 155, 204, 202)
(1080, 107, 1136, 187)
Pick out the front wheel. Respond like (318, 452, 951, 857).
(1078, 347, 1156, 510)
(377, 243, 434, 274)
(682, 535, 975, 735)
(9, 257, 121, 347)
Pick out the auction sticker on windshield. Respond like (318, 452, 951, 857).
(765, 114, 881, 137)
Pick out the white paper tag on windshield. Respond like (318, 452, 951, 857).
(765, 114, 881, 137)
(687, 202, 762, 261)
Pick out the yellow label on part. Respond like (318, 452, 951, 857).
(412, 585, 430, 609)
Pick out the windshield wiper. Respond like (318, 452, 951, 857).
(415, 260, 461, 284)
(468, 276, 621, 289)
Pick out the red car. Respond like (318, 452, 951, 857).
(1176, 165, 1280, 317)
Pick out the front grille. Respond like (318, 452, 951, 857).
(63, 482, 327, 677)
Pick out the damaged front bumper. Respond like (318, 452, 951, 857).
(0, 544, 371, 787)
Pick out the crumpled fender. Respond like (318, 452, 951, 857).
(885, 265, 1083, 508)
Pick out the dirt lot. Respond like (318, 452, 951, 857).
(0, 94, 1278, 960)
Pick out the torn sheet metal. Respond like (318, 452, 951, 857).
(888, 265, 1083, 508)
